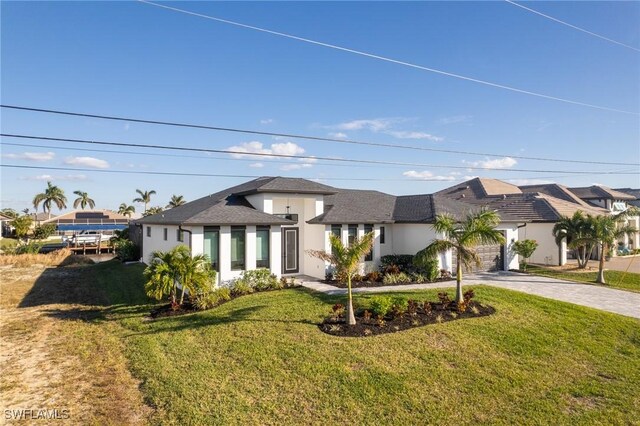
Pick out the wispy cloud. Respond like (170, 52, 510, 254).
(329, 117, 443, 142)
(21, 174, 88, 181)
(328, 132, 348, 139)
(385, 131, 443, 142)
(507, 178, 553, 185)
(227, 141, 314, 169)
(463, 157, 517, 169)
(249, 162, 264, 168)
(333, 118, 397, 132)
(280, 163, 313, 171)
(437, 115, 473, 125)
(64, 156, 110, 169)
(403, 170, 456, 181)
(260, 118, 274, 124)
(3, 151, 55, 162)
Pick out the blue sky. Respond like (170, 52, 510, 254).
(1, 1, 639, 214)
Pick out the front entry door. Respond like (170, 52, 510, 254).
(282, 227, 299, 274)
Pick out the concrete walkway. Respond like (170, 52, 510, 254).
(299, 272, 640, 320)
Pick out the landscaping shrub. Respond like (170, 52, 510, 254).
(391, 297, 408, 317)
(236, 268, 279, 291)
(382, 272, 412, 285)
(32, 224, 57, 240)
(114, 240, 140, 262)
(364, 271, 382, 282)
(380, 254, 414, 272)
(230, 279, 254, 296)
(369, 296, 393, 317)
(411, 272, 427, 284)
(15, 241, 43, 255)
(440, 269, 452, 279)
(194, 287, 231, 310)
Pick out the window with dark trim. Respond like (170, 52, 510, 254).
(348, 225, 357, 246)
(146, 226, 151, 237)
(231, 226, 246, 270)
(177, 228, 183, 242)
(380, 226, 386, 244)
(330, 225, 342, 254)
(203, 226, 220, 271)
(163, 228, 168, 241)
(364, 224, 373, 261)
(256, 226, 270, 268)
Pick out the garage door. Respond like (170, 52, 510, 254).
(452, 243, 504, 272)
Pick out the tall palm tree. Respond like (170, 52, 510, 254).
(33, 181, 67, 219)
(415, 210, 506, 303)
(133, 189, 156, 214)
(72, 190, 96, 210)
(118, 203, 136, 218)
(308, 232, 374, 325)
(166, 195, 186, 209)
(582, 210, 637, 284)
(552, 211, 594, 269)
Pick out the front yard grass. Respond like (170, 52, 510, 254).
(91, 262, 640, 425)
(527, 264, 640, 293)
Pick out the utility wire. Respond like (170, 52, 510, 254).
(505, 0, 640, 52)
(138, 0, 639, 115)
(2, 105, 639, 167)
(1, 133, 638, 175)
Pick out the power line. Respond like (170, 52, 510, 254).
(137, 0, 639, 115)
(505, 0, 640, 52)
(2, 133, 638, 175)
(2, 105, 639, 167)
(4, 141, 625, 180)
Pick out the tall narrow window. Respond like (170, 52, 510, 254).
(348, 225, 357, 246)
(380, 226, 386, 244)
(163, 228, 168, 241)
(330, 225, 341, 254)
(146, 226, 151, 237)
(364, 224, 373, 261)
(231, 226, 246, 270)
(256, 226, 270, 268)
(203, 227, 220, 271)
(176, 228, 183, 242)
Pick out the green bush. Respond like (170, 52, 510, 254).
(413, 255, 439, 282)
(230, 279, 254, 296)
(237, 268, 280, 291)
(15, 242, 43, 254)
(382, 272, 412, 285)
(194, 287, 231, 310)
(411, 273, 427, 284)
(380, 255, 414, 273)
(369, 296, 393, 317)
(32, 224, 57, 240)
(391, 297, 408, 316)
(114, 240, 140, 262)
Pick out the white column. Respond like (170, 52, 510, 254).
(188, 226, 204, 256)
(341, 224, 349, 247)
(263, 196, 273, 214)
(219, 226, 231, 282)
(270, 225, 282, 277)
(246, 225, 257, 271)
(373, 224, 382, 267)
(560, 238, 567, 265)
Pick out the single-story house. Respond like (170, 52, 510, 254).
(42, 210, 130, 238)
(0, 213, 13, 239)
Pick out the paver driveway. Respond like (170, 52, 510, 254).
(301, 272, 640, 319)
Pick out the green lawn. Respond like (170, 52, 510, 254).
(0, 238, 18, 250)
(90, 261, 640, 425)
(527, 265, 640, 293)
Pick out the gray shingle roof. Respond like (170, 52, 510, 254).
(519, 183, 589, 206)
(308, 189, 396, 224)
(233, 176, 336, 195)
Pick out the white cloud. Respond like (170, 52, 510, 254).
(271, 142, 305, 156)
(64, 156, 110, 169)
(3, 151, 55, 162)
(507, 179, 553, 185)
(334, 118, 395, 132)
(21, 174, 88, 181)
(281, 163, 313, 171)
(403, 171, 456, 181)
(328, 132, 348, 139)
(385, 131, 443, 142)
(464, 157, 517, 169)
(249, 162, 264, 168)
(260, 118, 274, 124)
(437, 115, 473, 125)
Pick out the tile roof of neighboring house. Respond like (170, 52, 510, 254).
(614, 188, 640, 207)
(42, 210, 130, 223)
(435, 177, 522, 200)
(567, 186, 636, 201)
(519, 183, 590, 207)
(34, 212, 56, 221)
(0, 213, 13, 221)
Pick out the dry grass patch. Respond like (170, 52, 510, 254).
(0, 248, 95, 268)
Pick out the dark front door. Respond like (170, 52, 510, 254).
(282, 227, 299, 274)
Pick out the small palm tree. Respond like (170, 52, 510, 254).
(308, 232, 374, 325)
(72, 190, 96, 210)
(133, 189, 156, 214)
(145, 249, 180, 308)
(33, 181, 67, 219)
(415, 210, 506, 302)
(166, 195, 186, 209)
(174, 249, 215, 305)
(118, 203, 136, 218)
(552, 211, 594, 269)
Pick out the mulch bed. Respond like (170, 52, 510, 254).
(325, 277, 454, 289)
(150, 302, 199, 319)
(319, 301, 495, 337)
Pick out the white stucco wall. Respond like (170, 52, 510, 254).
(141, 224, 188, 264)
(518, 223, 561, 266)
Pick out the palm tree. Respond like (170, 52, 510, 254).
(118, 203, 136, 218)
(415, 210, 506, 303)
(308, 232, 374, 325)
(166, 195, 186, 209)
(72, 190, 96, 210)
(133, 189, 156, 214)
(144, 245, 215, 308)
(552, 211, 594, 269)
(583, 210, 637, 284)
(33, 181, 67, 219)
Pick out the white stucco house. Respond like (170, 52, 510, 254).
(135, 176, 637, 284)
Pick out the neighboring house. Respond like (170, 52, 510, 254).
(0, 213, 12, 239)
(137, 177, 523, 284)
(42, 210, 130, 238)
